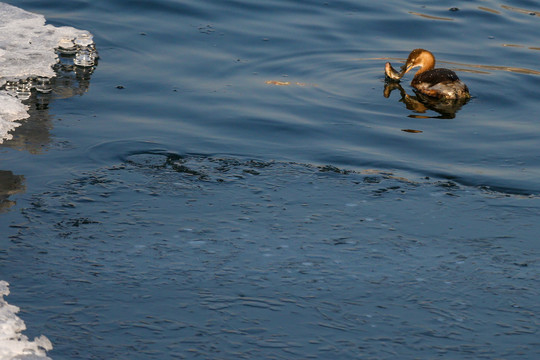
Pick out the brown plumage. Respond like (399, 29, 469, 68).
(401, 49, 470, 99)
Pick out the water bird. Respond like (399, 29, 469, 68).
(385, 49, 470, 100)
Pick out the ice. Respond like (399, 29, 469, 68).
(0, 93, 29, 143)
(0, 2, 96, 144)
(0, 281, 52, 360)
(0, 3, 91, 81)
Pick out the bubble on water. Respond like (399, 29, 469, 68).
(0, 281, 53, 360)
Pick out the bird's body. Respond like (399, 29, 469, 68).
(385, 49, 470, 100)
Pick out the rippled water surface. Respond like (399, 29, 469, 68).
(1, 0, 540, 359)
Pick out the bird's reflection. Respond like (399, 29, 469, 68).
(383, 80, 469, 119)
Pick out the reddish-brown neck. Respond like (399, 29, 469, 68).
(414, 52, 435, 75)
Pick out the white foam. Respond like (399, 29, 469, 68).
(0, 281, 53, 360)
(0, 2, 94, 144)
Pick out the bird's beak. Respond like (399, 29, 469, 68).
(400, 63, 413, 75)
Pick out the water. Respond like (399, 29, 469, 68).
(1, 0, 539, 359)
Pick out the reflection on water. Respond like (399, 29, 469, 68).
(0, 33, 98, 213)
(406, 3, 540, 21)
(0, 170, 25, 213)
(384, 81, 469, 119)
(500, 4, 540, 16)
(381, 49, 470, 119)
(2, 0, 540, 358)
(408, 11, 454, 21)
(3, 58, 96, 151)
(0, 55, 97, 208)
(441, 60, 540, 76)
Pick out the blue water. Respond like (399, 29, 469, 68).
(4, 0, 540, 194)
(1, 0, 540, 359)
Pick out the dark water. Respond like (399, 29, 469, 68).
(1, 0, 540, 359)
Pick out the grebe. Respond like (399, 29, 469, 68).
(385, 49, 470, 100)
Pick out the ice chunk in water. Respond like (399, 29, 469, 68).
(0, 92, 29, 143)
(0, 2, 97, 144)
(0, 3, 94, 81)
(0, 281, 53, 360)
